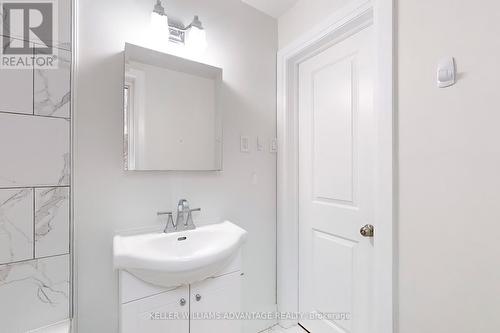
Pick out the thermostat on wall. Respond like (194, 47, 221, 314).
(437, 57, 456, 88)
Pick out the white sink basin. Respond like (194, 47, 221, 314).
(113, 221, 247, 287)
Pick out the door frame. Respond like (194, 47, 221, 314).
(276, 0, 395, 332)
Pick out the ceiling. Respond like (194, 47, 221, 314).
(241, 0, 299, 18)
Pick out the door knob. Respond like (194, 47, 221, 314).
(180, 298, 186, 306)
(360, 224, 374, 237)
(195, 294, 202, 302)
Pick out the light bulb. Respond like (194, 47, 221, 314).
(185, 16, 207, 53)
(151, 12, 169, 40)
(149, 1, 170, 49)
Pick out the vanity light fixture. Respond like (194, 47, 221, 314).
(151, 1, 207, 52)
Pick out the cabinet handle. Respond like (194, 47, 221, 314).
(180, 298, 186, 306)
(195, 294, 202, 302)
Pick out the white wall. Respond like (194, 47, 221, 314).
(398, 0, 500, 332)
(278, 0, 352, 48)
(74, 0, 277, 332)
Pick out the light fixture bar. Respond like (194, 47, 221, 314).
(168, 26, 186, 44)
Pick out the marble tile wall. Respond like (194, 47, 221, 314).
(0, 1, 72, 331)
(0, 188, 34, 264)
(0, 255, 70, 332)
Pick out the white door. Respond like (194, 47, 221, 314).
(298, 25, 375, 333)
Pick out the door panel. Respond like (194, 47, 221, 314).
(121, 286, 189, 333)
(312, 56, 354, 204)
(312, 230, 355, 332)
(190, 272, 242, 333)
(299, 25, 374, 333)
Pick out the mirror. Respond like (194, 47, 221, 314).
(123, 43, 223, 171)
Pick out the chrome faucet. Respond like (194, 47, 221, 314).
(175, 199, 199, 231)
(158, 199, 200, 233)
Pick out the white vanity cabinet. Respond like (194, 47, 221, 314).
(119, 252, 243, 333)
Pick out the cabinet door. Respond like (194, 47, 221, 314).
(121, 286, 189, 333)
(190, 272, 242, 333)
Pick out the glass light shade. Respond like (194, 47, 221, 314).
(185, 26, 207, 53)
(150, 12, 170, 44)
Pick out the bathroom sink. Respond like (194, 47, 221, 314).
(113, 221, 247, 287)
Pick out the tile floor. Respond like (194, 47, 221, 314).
(27, 320, 71, 333)
(27, 321, 303, 333)
(263, 324, 308, 332)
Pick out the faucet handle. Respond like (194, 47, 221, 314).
(157, 211, 175, 233)
(185, 208, 201, 230)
